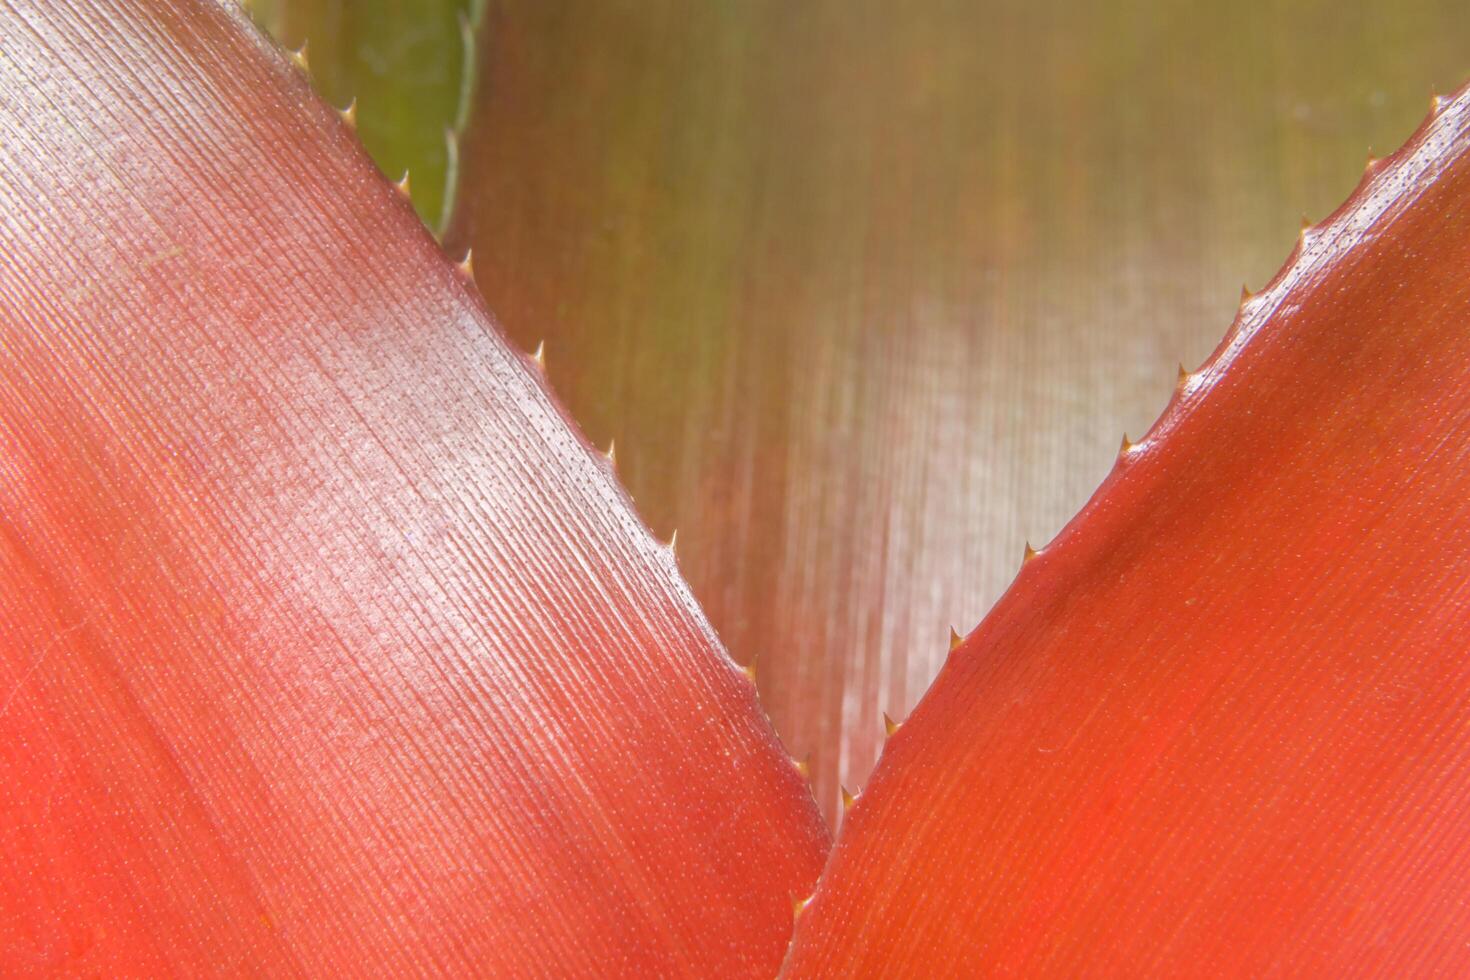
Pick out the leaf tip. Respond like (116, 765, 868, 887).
(289, 40, 309, 73)
(882, 711, 901, 738)
(338, 97, 358, 130)
(948, 626, 963, 651)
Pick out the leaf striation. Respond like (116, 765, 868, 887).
(0, 0, 826, 974)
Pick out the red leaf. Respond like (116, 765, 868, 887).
(0, 1, 825, 973)
(783, 90, 1470, 974)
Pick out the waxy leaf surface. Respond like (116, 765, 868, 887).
(0, 0, 827, 973)
(783, 87, 1470, 975)
(445, 0, 1470, 818)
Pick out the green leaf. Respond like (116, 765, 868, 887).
(245, 0, 481, 230)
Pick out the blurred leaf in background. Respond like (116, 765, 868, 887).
(245, 0, 480, 229)
(253, 0, 1470, 821)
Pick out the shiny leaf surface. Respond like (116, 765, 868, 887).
(0, 0, 826, 973)
(783, 87, 1470, 975)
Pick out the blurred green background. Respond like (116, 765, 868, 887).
(246, 0, 481, 228)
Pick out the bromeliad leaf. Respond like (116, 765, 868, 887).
(0, 0, 825, 973)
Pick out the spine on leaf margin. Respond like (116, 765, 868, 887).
(0, 0, 827, 974)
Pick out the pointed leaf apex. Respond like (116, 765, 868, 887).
(841, 786, 857, 810)
(1023, 541, 1038, 564)
(1119, 433, 1133, 456)
(793, 895, 812, 919)
(949, 626, 963, 651)
(667, 529, 678, 557)
(338, 97, 357, 129)
(395, 170, 412, 198)
(604, 439, 617, 468)
(289, 41, 309, 73)
(1178, 362, 1191, 387)
(531, 340, 546, 371)
(794, 757, 811, 778)
(883, 712, 901, 737)
(456, 249, 475, 279)
(1240, 283, 1254, 303)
